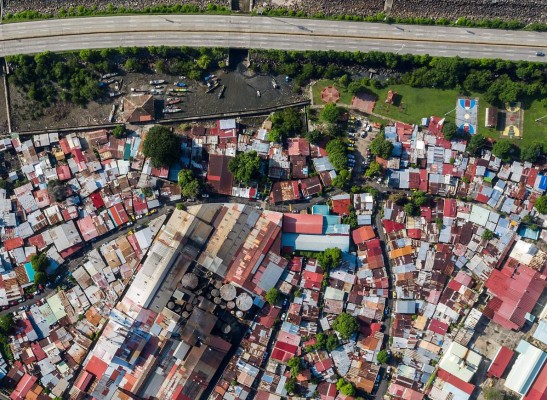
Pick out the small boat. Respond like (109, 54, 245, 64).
(149, 79, 166, 85)
(166, 98, 182, 105)
(150, 89, 164, 95)
(163, 107, 182, 113)
(102, 72, 118, 79)
(218, 85, 226, 99)
(153, 85, 164, 89)
(206, 82, 220, 93)
(204, 74, 215, 81)
(172, 88, 189, 93)
(168, 92, 185, 97)
(174, 82, 187, 87)
(256, 90, 261, 97)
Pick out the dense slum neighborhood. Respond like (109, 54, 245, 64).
(0, 106, 546, 400)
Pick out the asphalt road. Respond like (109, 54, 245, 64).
(0, 15, 546, 61)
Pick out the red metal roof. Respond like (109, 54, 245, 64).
(85, 355, 109, 379)
(382, 220, 405, 233)
(428, 319, 449, 336)
(437, 369, 475, 395)
(331, 197, 351, 216)
(485, 264, 545, 330)
(488, 346, 514, 378)
(428, 116, 444, 136)
(282, 214, 323, 234)
(4, 237, 24, 251)
(407, 229, 422, 239)
(523, 363, 547, 400)
(437, 368, 475, 395)
(56, 165, 72, 181)
(9, 374, 37, 400)
(443, 198, 457, 218)
(89, 192, 105, 209)
(30, 343, 47, 362)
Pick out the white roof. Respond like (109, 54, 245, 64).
(438, 342, 482, 383)
(505, 340, 546, 395)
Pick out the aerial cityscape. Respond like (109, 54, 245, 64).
(0, 1, 546, 400)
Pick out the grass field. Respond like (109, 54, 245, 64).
(311, 80, 547, 147)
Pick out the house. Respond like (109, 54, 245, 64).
(330, 193, 351, 216)
(122, 94, 155, 123)
(283, 214, 323, 235)
(505, 340, 546, 397)
(207, 154, 234, 196)
(488, 346, 514, 379)
(300, 176, 322, 199)
(270, 181, 300, 204)
(484, 264, 544, 331)
(288, 138, 310, 157)
(438, 342, 482, 383)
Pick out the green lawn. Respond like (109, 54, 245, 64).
(312, 80, 547, 147)
(311, 80, 353, 105)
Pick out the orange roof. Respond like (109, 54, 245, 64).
(389, 245, 414, 259)
(352, 226, 376, 244)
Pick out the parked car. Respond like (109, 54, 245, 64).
(536, 51, 545, 56)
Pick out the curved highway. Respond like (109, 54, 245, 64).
(1, 15, 546, 61)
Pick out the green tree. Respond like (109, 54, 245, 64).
(284, 377, 297, 394)
(435, 217, 443, 230)
(112, 125, 126, 138)
(492, 140, 514, 162)
(466, 134, 486, 156)
(267, 128, 282, 143)
(270, 108, 302, 138)
(178, 169, 201, 198)
(0, 314, 14, 334)
(287, 356, 302, 377)
(342, 210, 358, 229)
(34, 271, 48, 285)
(483, 388, 504, 400)
(320, 103, 342, 123)
(535, 195, 547, 214)
(520, 143, 542, 163)
(482, 230, 494, 240)
(317, 248, 342, 270)
(412, 190, 430, 206)
(326, 335, 339, 352)
(442, 121, 458, 140)
(336, 378, 355, 396)
(124, 58, 141, 72)
(265, 288, 279, 305)
(377, 349, 389, 364)
(404, 202, 420, 217)
(332, 169, 351, 189)
(155, 60, 167, 74)
(326, 139, 348, 171)
(365, 161, 382, 178)
(332, 312, 358, 339)
(228, 151, 261, 185)
(142, 126, 181, 167)
(369, 133, 393, 159)
(31, 253, 50, 272)
(196, 55, 212, 70)
(306, 130, 322, 144)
